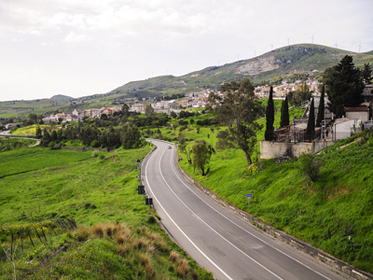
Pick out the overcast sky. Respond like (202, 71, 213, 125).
(1, 0, 372, 102)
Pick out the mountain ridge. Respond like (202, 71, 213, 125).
(109, 43, 373, 97)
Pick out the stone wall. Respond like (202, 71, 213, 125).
(260, 139, 337, 159)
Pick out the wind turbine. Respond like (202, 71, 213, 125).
(270, 43, 274, 50)
(287, 37, 291, 46)
(310, 35, 314, 44)
(358, 43, 362, 53)
(334, 42, 338, 49)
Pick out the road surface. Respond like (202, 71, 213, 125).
(142, 139, 350, 280)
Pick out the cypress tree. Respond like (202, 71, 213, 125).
(280, 96, 289, 127)
(316, 85, 325, 127)
(265, 86, 274, 141)
(306, 98, 315, 139)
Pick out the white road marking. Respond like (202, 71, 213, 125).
(148, 144, 284, 280)
(145, 146, 234, 280)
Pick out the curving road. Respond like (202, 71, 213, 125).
(142, 139, 349, 280)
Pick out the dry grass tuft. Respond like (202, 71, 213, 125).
(140, 253, 150, 266)
(118, 243, 131, 257)
(92, 224, 104, 238)
(76, 226, 90, 242)
(147, 232, 161, 241)
(105, 224, 114, 238)
(169, 250, 180, 263)
(147, 244, 155, 254)
(133, 237, 149, 250)
(191, 270, 199, 280)
(153, 239, 170, 253)
(176, 258, 189, 278)
(145, 262, 156, 278)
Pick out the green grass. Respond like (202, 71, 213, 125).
(0, 138, 37, 152)
(0, 144, 213, 279)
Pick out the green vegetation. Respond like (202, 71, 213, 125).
(0, 138, 37, 152)
(0, 144, 213, 279)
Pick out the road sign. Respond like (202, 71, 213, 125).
(138, 185, 145, 195)
(247, 193, 252, 200)
(146, 197, 153, 206)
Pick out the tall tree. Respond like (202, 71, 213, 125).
(145, 104, 154, 117)
(316, 85, 325, 127)
(323, 55, 365, 117)
(306, 98, 315, 138)
(292, 80, 311, 106)
(35, 126, 42, 139)
(265, 86, 274, 140)
(192, 140, 215, 176)
(121, 122, 141, 149)
(122, 103, 130, 119)
(362, 63, 372, 84)
(280, 96, 289, 128)
(208, 78, 263, 165)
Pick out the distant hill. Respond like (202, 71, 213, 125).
(50, 94, 73, 100)
(109, 44, 373, 97)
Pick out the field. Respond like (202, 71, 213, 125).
(0, 144, 214, 279)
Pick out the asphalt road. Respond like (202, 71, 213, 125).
(142, 139, 350, 280)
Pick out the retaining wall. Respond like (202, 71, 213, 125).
(260, 139, 337, 159)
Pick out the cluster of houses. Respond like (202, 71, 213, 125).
(255, 79, 321, 99)
(42, 90, 211, 124)
(42, 106, 122, 124)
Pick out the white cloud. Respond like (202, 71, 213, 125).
(63, 31, 88, 42)
(0, 0, 372, 101)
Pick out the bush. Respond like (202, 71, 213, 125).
(48, 141, 55, 149)
(92, 150, 99, 158)
(147, 215, 157, 224)
(99, 155, 105, 160)
(298, 152, 321, 183)
(76, 226, 90, 242)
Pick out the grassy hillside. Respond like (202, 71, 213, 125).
(110, 44, 373, 96)
(0, 145, 214, 279)
(172, 124, 373, 273)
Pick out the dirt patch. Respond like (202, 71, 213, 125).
(337, 137, 361, 150)
(327, 186, 351, 200)
(108, 156, 120, 162)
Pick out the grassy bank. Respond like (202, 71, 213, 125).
(0, 144, 213, 279)
(177, 128, 373, 273)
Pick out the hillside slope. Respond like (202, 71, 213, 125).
(110, 44, 373, 96)
(176, 126, 373, 274)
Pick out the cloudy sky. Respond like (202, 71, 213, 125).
(1, 0, 372, 102)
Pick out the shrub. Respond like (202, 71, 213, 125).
(92, 150, 99, 158)
(99, 155, 105, 160)
(76, 226, 90, 242)
(298, 152, 321, 183)
(147, 215, 157, 224)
